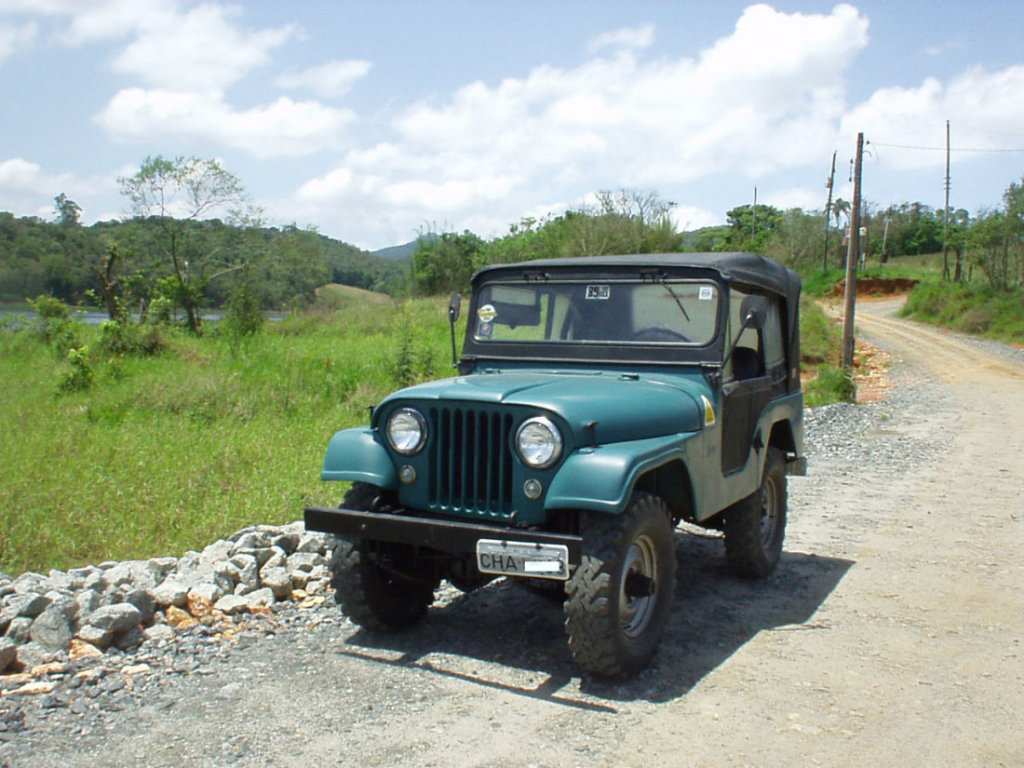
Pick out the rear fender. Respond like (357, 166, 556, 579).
(320, 428, 397, 489)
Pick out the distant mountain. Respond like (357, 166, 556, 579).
(371, 233, 439, 262)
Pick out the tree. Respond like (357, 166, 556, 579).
(763, 209, 826, 271)
(118, 156, 253, 334)
(572, 189, 681, 255)
(724, 203, 784, 252)
(831, 198, 850, 230)
(54, 194, 82, 227)
(1003, 177, 1024, 286)
(412, 229, 486, 294)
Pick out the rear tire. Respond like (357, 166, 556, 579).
(724, 448, 787, 578)
(329, 483, 439, 632)
(564, 492, 676, 679)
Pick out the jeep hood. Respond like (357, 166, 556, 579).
(380, 370, 707, 444)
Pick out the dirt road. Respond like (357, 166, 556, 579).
(10, 300, 1024, 767)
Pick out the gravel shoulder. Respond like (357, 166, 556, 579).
(3, 299, 1023, 767)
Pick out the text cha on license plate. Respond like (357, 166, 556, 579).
(476, 539, 569, 581)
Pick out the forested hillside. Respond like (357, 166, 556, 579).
(0, 212, 407, 310)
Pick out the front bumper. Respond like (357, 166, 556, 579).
(304, 506, 583, 564)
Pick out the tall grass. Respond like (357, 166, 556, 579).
(0, 297, 457, 575)
(900, 281, 1024, 343)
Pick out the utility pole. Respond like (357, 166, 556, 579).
(942, 119, 951, 280)
(841, 132, 863, 374)
(823, 151, 837, 270)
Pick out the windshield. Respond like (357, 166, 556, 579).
(472, 280, 720, 346)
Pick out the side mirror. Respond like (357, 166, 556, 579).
(739, 295, 768, 331)
(722, 294, 769, 376)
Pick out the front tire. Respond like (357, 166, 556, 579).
(564, 492, 676, 679)
(329, 483, 439, 632)
(724, 448, 787, 578)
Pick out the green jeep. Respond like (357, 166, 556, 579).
(305, 252, 806, 679)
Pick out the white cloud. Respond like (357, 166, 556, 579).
(842, 65, 1024, 170)
(0, 157, 111, 219)
(57, 0, 176, 45)
(288, 4, 872, 245)
(95, 88, 355, 157)
(3, 1, 294, 91)
(0, 19, 37, 62)
(763, 185, 827, 214)
(275, 59, 372, 99)
(587, 24, 654, 54)
(670, 204, 720, 233)
(108, 3, 295, 92)
(0, 157, 69, 191)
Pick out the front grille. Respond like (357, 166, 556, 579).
(429, 406, 515, 519)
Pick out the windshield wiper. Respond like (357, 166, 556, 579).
(659, 279, 690, 322)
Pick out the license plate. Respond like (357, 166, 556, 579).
(476, 539, 570, 581)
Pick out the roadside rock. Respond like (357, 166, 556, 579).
(0, 521, 338, 685)
(0, 637, 16, 672)
(27, 606, 73, 652)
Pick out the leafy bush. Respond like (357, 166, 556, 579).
(28, 294, 70, 322)
(60, 345, 94, 392)
(805, 363, 855, 407)
(223, 278, 264, 342)
(27, 294, 81, 356)
(98, 319, 165, 357)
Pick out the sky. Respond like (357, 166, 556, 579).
(1, 0, 1023, 252)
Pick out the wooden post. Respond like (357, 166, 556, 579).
(841, 133, 863, 373)
(823, 151, 836, 270)
(943, 119, 951, 280)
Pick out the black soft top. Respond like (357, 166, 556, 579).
(472, 252, 800, 312)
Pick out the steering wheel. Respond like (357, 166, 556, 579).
(631, 326, 689, 342)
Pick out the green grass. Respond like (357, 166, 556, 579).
(0, 297, 457, 575)
(797, 296, 855, 406)
(900, 280, 1024, 344)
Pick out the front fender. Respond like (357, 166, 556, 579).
(321, 428, 397, 489)
(546, 432, 700, 515)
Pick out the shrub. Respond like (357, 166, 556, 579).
(805, 363, 855, 407)
(98, 319, 165, 357)
(60, 345, 94, 393)
(223, 279, 265, 341)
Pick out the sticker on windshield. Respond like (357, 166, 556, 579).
(478, 303, 497, 322)
(698, 286, 714, 301)
(586, 285, 611, 300)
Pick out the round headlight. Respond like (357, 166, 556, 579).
(516, 416, 563, 469)
(386, 408, 427, 455)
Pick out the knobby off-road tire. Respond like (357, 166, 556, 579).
(329, 482, 439, 633)
(564, 492, 676, 679)
(724, 448, 787, 579)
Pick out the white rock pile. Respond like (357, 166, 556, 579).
(0, 522, 334, 675)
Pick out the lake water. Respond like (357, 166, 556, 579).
(0, 308, 285, 325)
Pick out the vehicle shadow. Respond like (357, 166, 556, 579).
(340, 528, 853, 706)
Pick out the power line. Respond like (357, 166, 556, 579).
(866, 140, 1024, 153)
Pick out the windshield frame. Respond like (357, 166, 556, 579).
(461, 266, 732, 367)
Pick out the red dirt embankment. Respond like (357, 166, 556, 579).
(830, 276, 919, 297)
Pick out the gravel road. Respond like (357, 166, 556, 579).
(3, 299, 1022, 767)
